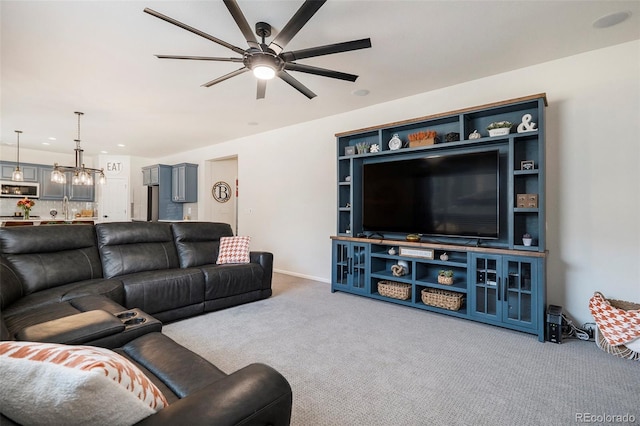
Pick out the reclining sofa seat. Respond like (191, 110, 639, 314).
(95, 221, 274, 323)
(0, 225, 126, 340)
(95, 222, 205, 322)
(171, 222, 273, 312)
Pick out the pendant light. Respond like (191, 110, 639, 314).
(51, 112, 106, 186)
(11, 130, 24, 181)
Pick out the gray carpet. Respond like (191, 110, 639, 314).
(163, 273, 639, 426)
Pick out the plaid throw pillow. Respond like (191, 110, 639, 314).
(216, 236, 251, 264)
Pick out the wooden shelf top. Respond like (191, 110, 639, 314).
(331, 235, 547, 258)
(335, 93, 548, 138)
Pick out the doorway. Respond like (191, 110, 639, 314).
(99, 177, 129, 222)
(206, 156, 238, 234)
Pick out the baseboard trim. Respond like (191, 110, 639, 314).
(273, 269, 329, 284)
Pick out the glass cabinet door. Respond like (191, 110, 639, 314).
(331, 241, 369, 294)
(471, 255, 502, 320)
(350, 243, 368, 292)
(332, 241, 351, 291)
(503, 257, 537, 329)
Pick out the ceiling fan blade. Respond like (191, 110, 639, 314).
(284, 63, 358, 82)
(281, 38, 371, 62)
(257, 80, 267, 99)
(156, 55, 244, 62)
(144, 8, 246, 55)
(268, 0, 326, 55)
(201, 67, 249, 87)
(278, 71, 317, 99)
(223, 0, 261, 50)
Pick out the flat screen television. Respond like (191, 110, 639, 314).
(362, 150, 500, 239)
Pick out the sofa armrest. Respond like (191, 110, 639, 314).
(136, 363, 292, 426)
(250, 251, 273, 291)
(15, 310, 125, 344)
(0, 257, 24, 311)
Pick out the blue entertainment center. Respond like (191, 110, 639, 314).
(331, 94, 548, 341)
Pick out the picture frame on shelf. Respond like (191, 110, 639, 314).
(344, 146, 356, 156)
(521, 160, 535, 170)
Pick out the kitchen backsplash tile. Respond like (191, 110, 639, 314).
(1, 198, 92, 219)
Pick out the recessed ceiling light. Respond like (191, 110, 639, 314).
(100, 150, 109, 154)
(351, 89, 370, 96)
(42, 142, 50, 146)
(117, 144, 125, 147)
(48, 137, 56, 141)
(593, 11, 632, 28)
(352, 89, 370, 97)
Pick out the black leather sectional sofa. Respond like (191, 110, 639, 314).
(0, 221, 291, 425)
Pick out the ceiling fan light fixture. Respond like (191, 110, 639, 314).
(145, 1, 371, 99)
(253, 64, 276, 80)
(249, 53, 278, 80)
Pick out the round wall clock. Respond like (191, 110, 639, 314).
(212, 181, 232, 203)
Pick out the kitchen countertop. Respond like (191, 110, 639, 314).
(0, 216, 41, 219)
(1, 217, 98, 226)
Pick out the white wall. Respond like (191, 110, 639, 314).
(157, 40, 639, 326)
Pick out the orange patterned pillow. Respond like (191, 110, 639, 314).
(217, 236, 251, 264)
(0, 341, 168, 426)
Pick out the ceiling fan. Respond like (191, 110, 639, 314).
(144, 0, 371, 99)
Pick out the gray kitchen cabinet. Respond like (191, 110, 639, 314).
(171, 163, 198, 203)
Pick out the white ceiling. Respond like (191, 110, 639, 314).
(2, 1, 639, 158)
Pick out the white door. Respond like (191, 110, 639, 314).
(207, 157, 238, 234)
(99, 177, 129, 222)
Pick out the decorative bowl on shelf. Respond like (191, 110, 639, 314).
(405, 234, 421, 242)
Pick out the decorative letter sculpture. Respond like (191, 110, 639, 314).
(517, 114, 537, 133)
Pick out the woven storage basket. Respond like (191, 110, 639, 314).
(595, 297, 640, 361)
(421, 288, 463, 311)
(378, 280, 411, 300)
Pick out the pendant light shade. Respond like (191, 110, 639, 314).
(11, 130, 24, 182)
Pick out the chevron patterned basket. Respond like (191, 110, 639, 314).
(594, 296, 640, 361)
